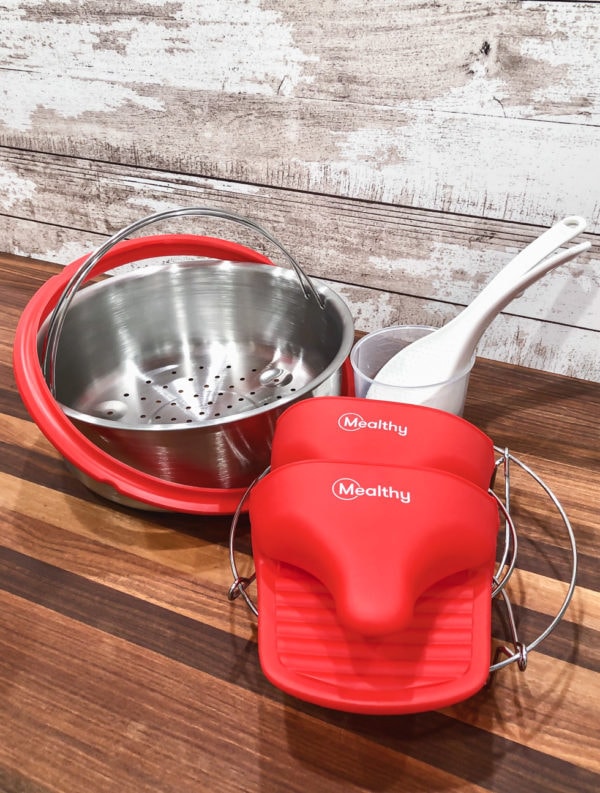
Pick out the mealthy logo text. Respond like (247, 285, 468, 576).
(332, 478, 411, 503)
(337, 412, 408, 436)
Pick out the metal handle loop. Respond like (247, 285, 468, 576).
(488, 449, 578, 674)
(42, 207, 325, 394)
(227, 467, 270, 617)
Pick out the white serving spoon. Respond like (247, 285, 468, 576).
(368, 216, 590, 405)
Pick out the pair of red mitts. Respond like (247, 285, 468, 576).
(248, 397, 499, 714)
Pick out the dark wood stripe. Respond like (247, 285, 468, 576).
(1, 497, 595, 674)
(1, 544, 598, 793)
(328, 709, 600, 793)
(0, 438, 249, 545)
(1, 374, 44, 425)
(466, 359, 600, 470)
(0, 440, 81, 499)
(0, 766, 55, 793)
(0, 375, 31, 422)
(0, 434, 596, 591)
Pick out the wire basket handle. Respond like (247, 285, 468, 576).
(42, 206, 325, 394)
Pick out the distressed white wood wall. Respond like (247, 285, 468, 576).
(1, 0, 599, 380)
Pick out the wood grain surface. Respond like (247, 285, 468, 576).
(1, 252, 599, 792)
(1, 1, 599, 380)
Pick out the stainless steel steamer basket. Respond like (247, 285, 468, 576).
(38, 208, 355, 502)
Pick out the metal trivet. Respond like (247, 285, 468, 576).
(228, 446, 577, 676)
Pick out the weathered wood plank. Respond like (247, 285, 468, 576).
(1, 94, 598, 228)
(2, 153, 598, 380)
(0, 2, 599, 226)
(334, 282, 600, 381)
(3, 217, 599, 381)
(2, 1, 598, 122)
(1, 149, 597, 329)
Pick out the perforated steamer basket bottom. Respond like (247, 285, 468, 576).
(65, 335, 322, 426)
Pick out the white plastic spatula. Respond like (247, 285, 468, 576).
(368, 216, 590, 407)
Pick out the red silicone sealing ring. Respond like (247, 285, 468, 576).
(13, 234, 285, 514)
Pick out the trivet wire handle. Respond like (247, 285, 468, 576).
(488, 449, 578, 673)
(227, 466, 271, 616)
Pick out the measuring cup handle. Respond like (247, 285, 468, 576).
(42, 207, 324, 392)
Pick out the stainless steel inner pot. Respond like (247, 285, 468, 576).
(41, 258, 354, 490)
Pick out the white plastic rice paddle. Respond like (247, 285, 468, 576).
(368, 216, 590, 406)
